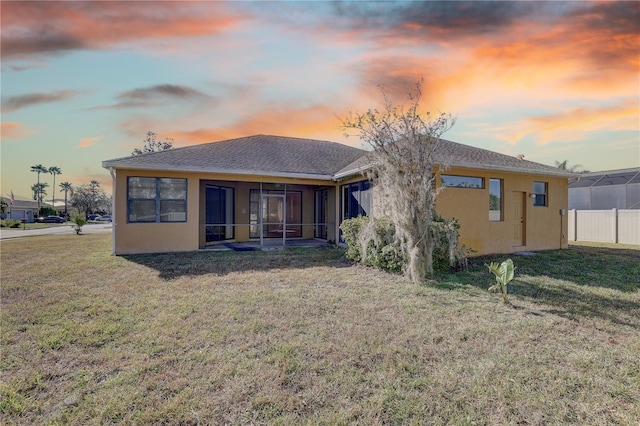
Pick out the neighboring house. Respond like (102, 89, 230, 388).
(569, 168, 640, 210)
(0, 197, 39, 223)
(102, 134, 573, 256)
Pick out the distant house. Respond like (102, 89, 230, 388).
(569, 168, 640, 210)
(0, 197, 39, 223)
(102, 134, 573, 256)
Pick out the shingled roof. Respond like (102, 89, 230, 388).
(334, 139, 574, 179)
(103, 135, 366, 180)
(103, 134, 573, 180)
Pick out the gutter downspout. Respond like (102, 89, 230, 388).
(109, 167, 116, 256)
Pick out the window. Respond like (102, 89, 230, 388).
(341, 180, 372, 221)
(533, 181, 547, 207)
(441, 174, 484, 189)
(128, 177, 187, 223)
(489, 178, 503, 221)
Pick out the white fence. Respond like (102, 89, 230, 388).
(568, 209, 640, 245)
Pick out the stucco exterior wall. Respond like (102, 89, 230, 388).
(113, 169, 200, 255)
(434, 167, 569, 256)
(113, 168, 334, 254)
(112, 167, 568, 256)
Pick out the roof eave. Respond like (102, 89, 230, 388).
(446, 162, 577, 178)
(101, 162, 334, 181)
(331, 161, 576, 180)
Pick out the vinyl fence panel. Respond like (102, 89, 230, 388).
(569, 209, 640, 245)
(618, 210, 640, 245)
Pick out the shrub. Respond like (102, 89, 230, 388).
(38, 206, 56, 217)
(431, 215, 469, 271)
(71, 214, 87, 235)
(340, 215, 466, 274)
(1, 219, 22, 228)
(340, 216, 404, 273)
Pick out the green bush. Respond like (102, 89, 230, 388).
(339, 215, 367, 262)
(38, 206, 56, 217)
(340, 216, 404, 274)
(431, 215, 469, 271)
(1, 219, 22, 228)
(340, 215, 467, 274)
(71, 214, 87, 235)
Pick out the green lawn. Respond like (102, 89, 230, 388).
(1, 234, 638, 425)
(1, 222, 67, 230)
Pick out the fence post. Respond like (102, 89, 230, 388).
(569, 209, 577, 241)
(612, 208, 618, 243)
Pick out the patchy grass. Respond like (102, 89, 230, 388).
(1, 235, 638, 425)
(1, 222, 67, 230)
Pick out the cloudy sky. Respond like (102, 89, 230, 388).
(2, 1, 638, 200)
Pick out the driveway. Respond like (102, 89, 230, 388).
(0, 223, 112, 240)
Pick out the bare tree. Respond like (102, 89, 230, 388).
(132, 131, 174, 156)
(71, 183, 109, 215)
(341, 81, 455, 283)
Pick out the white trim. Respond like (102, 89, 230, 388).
(102, 163, 334, 181)
(109, 167, 116, 256)
(332, 161, 576, 180)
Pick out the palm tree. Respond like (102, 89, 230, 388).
(59, 181, 73, 215)
(555, 160, 589, 174)
(30, 164, 48, 210)
(48, 166, 62, 209)
(31, 182, 49, 207)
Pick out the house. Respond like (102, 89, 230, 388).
(0, 197, 39, 223)
(102, 134, 573, 256)
(569, 168, 640, 210)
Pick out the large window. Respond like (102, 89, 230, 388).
(533, 181, 548, 207)
(128, 177, 187, 223)
(441, 174, 484, 189)
(341, 180, 372, 220)
(489, 178, 503, 221)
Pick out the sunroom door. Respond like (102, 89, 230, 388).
(205, 186, 234, 242)
(262, 194, 285, 238)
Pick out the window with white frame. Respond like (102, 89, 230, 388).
(533, 181, 547, 207)
(128, 177, 187, 223)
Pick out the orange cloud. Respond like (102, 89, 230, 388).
(78, 136, 102, 148)
(163, 104, 352, 147)
(1, 2, 245, 60)
(344, 2, 638, 112)
(1, 122, 35, 140)
(497, 100, 639, 146)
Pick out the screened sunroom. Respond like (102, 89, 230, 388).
(569, 168, 640, 210)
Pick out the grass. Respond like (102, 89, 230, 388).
(1, 222, 67, 230)
(1, 234, 638, 425)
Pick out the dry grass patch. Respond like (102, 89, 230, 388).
(1, 235, 639, 425)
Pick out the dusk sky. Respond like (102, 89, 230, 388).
(1, 1, 639, 201)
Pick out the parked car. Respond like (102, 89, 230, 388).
(96, 215, 112, 222)
(87, 214, 101, 221)
(43, 215, 66, 224)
